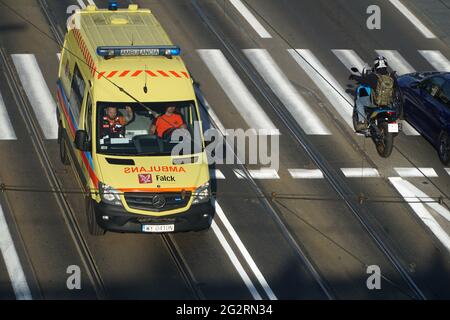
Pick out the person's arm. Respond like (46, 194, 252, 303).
(176, 114, 187, 129)
(149, 117, 158, 135)
(123, 106, 134, 124)
(365, 73, 378, 90)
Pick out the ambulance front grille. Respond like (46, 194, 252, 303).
(124, 192, 191, 212)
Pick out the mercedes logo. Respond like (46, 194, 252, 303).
(152, 195, 166, 209)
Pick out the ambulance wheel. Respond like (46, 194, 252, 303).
(58, 123, 70, 165)
(86, 198, 105, 236)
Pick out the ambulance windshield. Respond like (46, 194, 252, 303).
(96, 100, 203, 156)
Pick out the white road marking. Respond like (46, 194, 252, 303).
(197, 50, 279, 135)
(194, 85, 227, 136)
(210, 169, 226, 179)
(244, 49, 330, 135)
(85, 0, 96, 6)
(288, 49, 354, 129)
(332, 49, 367, 72)
(215, 202, 277, 300)
(418, 50, 450, 72)
(398, 181, 450, 222)
(0, 92, 17, 140)
(446, 168, 450, 176)
(394, 167, 438, 178)
(0, 204, 32, 300)
(389, 177, 450, 252)
(12, 54, 58, 139)
(341, 168, 380, 178)
(234, 168, 280, 179)
(375, 50, 415, 75)
(56, 53, 61, 61)
(228, 0, 272, 38)
(288, 169, 324, 179)
(211, 220, 262, 300)
(398, 121, 420, 136)
(388, 0, 437, 39)
(76, 0, 86, 8)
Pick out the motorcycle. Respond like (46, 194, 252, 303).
(349, 67, 402, 158)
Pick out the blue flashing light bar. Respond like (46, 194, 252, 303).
(97, 46, 181, 58)
(108, 1, 118, 11)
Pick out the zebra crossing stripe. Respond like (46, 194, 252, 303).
(288, 169, 324, 179)
(210, 169, 226, 180)
(418, 50, 450, 72)
(288, 49, 354, 129)
(389, 177, 450, 253)
(197, 49, 279, 135)
(388, 0, 437, 39)
(375, 50, 415, 75)
(394, 167, 438, 178)
(0, 92, 17, 140)
(332, 49, 367, 72)
(229, 0, 272, 38)
(11, 54, 58, 139)
(233, 168, 280, 179)
(341, 168, 380, 178)
(244, 49, 330, 135)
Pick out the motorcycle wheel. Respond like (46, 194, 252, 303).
(352, 109, 359, 132)
(375, 122, 394, 158)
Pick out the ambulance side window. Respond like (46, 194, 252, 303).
(69, 64, 85, 125)
(84, 93, 92, 138)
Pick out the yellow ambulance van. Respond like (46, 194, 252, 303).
(56, 4, 213, 235)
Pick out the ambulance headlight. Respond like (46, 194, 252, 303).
(99, 182, 122, 206)
(192, 182, 210, 205)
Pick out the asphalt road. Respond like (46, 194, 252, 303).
(0, 0, 449, 300)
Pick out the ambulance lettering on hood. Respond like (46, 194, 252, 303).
(124, 166, 186, 174)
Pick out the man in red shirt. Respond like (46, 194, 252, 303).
(150, 106, 187, 138)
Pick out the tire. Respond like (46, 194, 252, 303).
(58, 122, 70, 166)
(86, 197, 105, 236)
(352, 108, 366, 132)
(376, 122, 394, 158)
(438, 131, 450, 165)
(394, 89, 404, 120)
(352, 109, 359, 132)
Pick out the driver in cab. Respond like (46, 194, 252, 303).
(150, 105, 187, 138)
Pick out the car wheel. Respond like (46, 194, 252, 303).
(86, 197, 105, 236)
(58, 122, 70, 166)
(438, 131, 450, 165)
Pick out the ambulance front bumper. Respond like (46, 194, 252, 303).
(94, 201, 214, 233)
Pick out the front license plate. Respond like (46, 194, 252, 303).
(142, 224, 175, 233)
(388, 123, 399, 133)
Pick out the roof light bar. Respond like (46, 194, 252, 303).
(108, 1, 118, 11)
(97, 46, 181, 57)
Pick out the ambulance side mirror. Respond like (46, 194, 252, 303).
(74, 130, 91, 151)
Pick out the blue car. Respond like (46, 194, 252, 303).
(397, 72, 450, 165)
